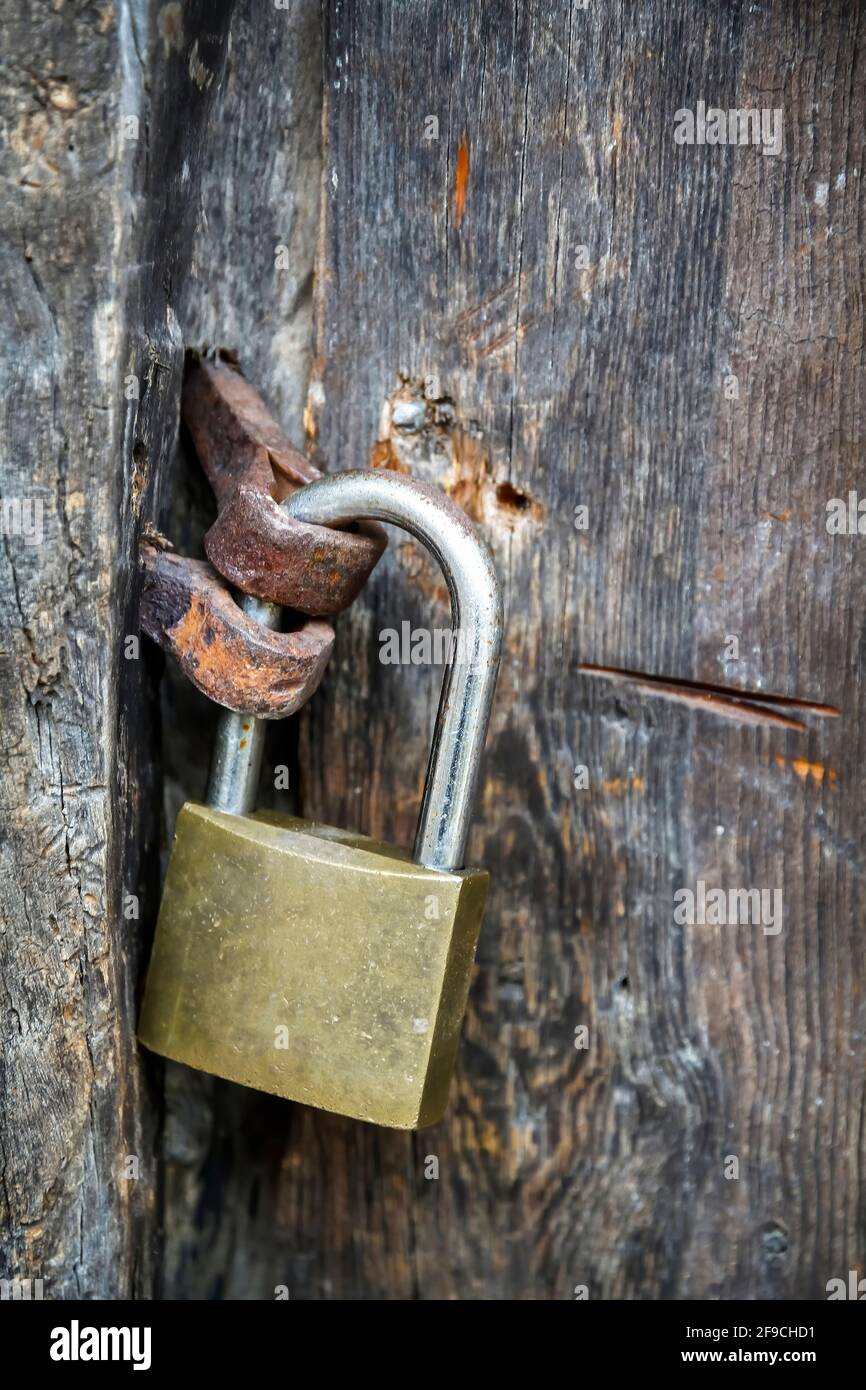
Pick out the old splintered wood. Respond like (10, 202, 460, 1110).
(0, 0, 235, 1297)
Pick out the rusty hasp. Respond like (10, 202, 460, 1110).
(183, 357, 386, 614)
(140, 544, 333, 719)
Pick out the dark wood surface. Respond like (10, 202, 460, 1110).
(0, 0, 232, 1299)
(2, 0, 864, 1301)
(292, 0, 866, 1299)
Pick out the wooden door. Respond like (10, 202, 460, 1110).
(2, 0, 863, 1301)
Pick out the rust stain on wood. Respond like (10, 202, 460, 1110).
(444, 430, 544, 529)
(600, 775, 645, 795)
(775, 754, 836, 786)
(454, 136, 469, 226)
(369, 436, 410, 472)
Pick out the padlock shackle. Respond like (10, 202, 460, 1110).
(207, 593, 282, 817)
(284, 470, 503, 872)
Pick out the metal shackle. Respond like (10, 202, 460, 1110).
(283, 470, 503, 872)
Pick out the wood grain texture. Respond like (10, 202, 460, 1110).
(152, 0, 329, 1300)
(283, 0, 863, 1299)
(6, 0, 863, 1304)
(0, 0, 233, 1298)
(145, 0, 866, 1301)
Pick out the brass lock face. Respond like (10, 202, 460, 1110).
(139, 804, 488, 1128)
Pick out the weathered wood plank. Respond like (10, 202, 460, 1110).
(151, 0, 327, 1300)
(275, 0, 864, 1299)
(0, 0, 233, 1299)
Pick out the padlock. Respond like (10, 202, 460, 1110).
(139, 470, 503, 1129)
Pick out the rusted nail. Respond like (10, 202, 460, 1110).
(577, 663, 840, 732)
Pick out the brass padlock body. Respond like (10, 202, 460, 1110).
(139, 803, 488, 1129)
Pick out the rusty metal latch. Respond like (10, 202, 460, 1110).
(140, 358, 386, 717)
